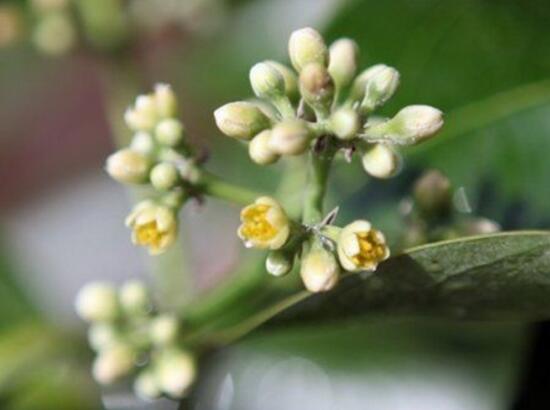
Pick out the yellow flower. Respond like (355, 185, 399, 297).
(238, 197, 290, 250)
(337, 220, 390, 272)
(125, 201, 177, 255)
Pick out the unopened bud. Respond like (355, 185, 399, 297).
(155, 349, 197, 399)
(250, 62, 286, 100)
(150, 314, 179, 346)
(155, 118, 184, 146)
(266, 250, 293, 277)
(328, 38, 358, 89)
(75, 282, 119, 322)
(288, 27, 328, 72)
(88, 323, 119, 352)
(413, 170, 452, 215)
(92, 343, 135, 385)
(130, 132, 155, 155)
(249, 130, 279, 165)
(299, 63, 335, 114)
(150, 162, 180, 191)
(348, 64, 386, 103)
(361, 65, 399, 112)
(361, 144, 401, 179)
(300, 248, 340, 292)
(119, 280, 150, 314)
(134, 370, 161, 401)
(125, 95, 159, 132)
(460, 217, 501, 236)
(214, 101, 271, 140)
(268, 119, 312, 155)
(330, 108, 360, 140)
(154, 83, 178, 118)
(33, 12, 76, 56)
(106, 148, 151, 184)
(265, 61, 299, 101)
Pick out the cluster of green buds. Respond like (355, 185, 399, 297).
(214, 27, 444, 178)
(75, 280, 196, 400)
(237, 197, 390, 292)
(106, 84, 199, 255)
(399, 170, 500, 248)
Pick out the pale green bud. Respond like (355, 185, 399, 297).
(92, 343, 135, 385)
(300, 248, 340, 292)
(369, 105, 444, 144)
(288, 27, 328, 72)
(88, 323, 119, 352)
(266, 250, 293, 277)
(265, 61, 299, 101)
(150, 162, 180, 191)
(361, 144, 401, 179)
(125, 95, 159, 132)
(105, 148, 151, 184)
(250, 62, 286, 100)
(75, 282, 119, 322)
(268, 119, 312, 155)
(155, 349, 196, 399)
(361, 65, 400, 113)
(214, 101, 271, 140)
(299, 63, 335, 114)
(134, 370, 161, 401)
(150, 314, 179, 346)
(154, 83, 178, 119)
(130, 132, 155, 155)
(328, 38, 358, 89)
(249, 130, 279, 165)
(330, 108, 360, 140)
(155, 118, 184, 146)
(413, 170, 451, 215)
(348, 64, 386, 103)
(119, 280, 150, 314)
(33, 11, 76, 56)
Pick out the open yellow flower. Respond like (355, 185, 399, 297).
(337, 220, 390, 272)
(125, 201, 177, 255)
(238, 196, 290, 250)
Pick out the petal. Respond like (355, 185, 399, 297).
(155, 207, 176, 232)
(269, 225, 290, 250)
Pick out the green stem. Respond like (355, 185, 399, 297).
(302, 141, 336, 225)
(198, 171, 262, 205)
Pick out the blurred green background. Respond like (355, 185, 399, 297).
(0, 0, 549, 408)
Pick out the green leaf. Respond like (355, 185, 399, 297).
(198, 232, 550, 344)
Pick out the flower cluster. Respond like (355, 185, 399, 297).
(237, 197, 390, 292)
(106, 84, 199, 255)
(214, 27, 444, 178)
(75, 281, 196, 400)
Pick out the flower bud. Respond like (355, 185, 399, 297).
(134, 370, 161, 401)
(266, 250, 293, 277)
(32, 12, 76, 56)
(214, 101, 271, 140)
(330, 108, 360, 140)
(130, 132, 155, 155)
(249, 130, 279, 165)
(299, 63, 335, 114)
(460, 217, 501, 236)
(328, 38, 358, 89)
(75, 282, 118, 322)
(155, 118, 184, 147)
(348, 64, 386, 103)
(265, 61, 299, 101)
(361, 65, 399, 112)
(154, 83, 178, 118)
(300, 248, 340, 292)
(250, 62, 286, 100)
(150, 314, 179, 346)
(361, 144, 401, 179)
(288, 27, 328, 72)
(413, 170, 452, 215)
(125, 95, 159, 132)
(369, 105, 444, 144)
(150, 162, 180, 191)
(268, 119, 312, 156)
(238, 197, 290, 250)
(155, 349, 197, 399)
(119, 280, 150, 314)
(337, 220, 390, 272)
(92, 343, 135, 385)
(106, 148, 151, 184)
(88, 323, 119, 351)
